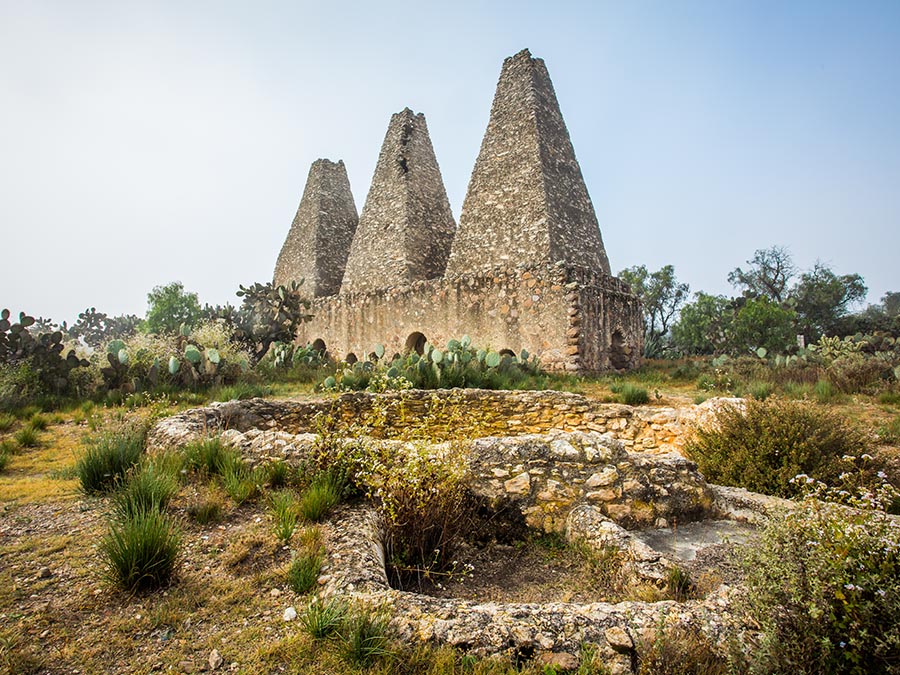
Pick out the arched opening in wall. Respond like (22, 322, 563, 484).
(311, 338, 326, 354)
(499, 348, 516, 358)
(609, 330, 629, 370)
(405, 332, 427, 356)
(346, 353, 358, 365)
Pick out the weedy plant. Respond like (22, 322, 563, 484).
(13, 426, 39, 448)
(636, 624, 730, 675)
(0, 447, 9, 472)
(298, 469, 345, 522)
(187, 490, 225, 525)
(0, 412, 15, 431)
(287, 548, 324, 595)
(100, 506, 182, 592)
(738, 477, 900, 675)
(76, 425, 146, 494)
(27, 413, 48, 431)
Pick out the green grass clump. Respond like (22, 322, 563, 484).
(182, 438, 230, 476)
(685, 398, 870, 498)
(219, 452, 260, 505)
(100, 506, 182, 592)
(878, 391, 900, 406)
(76, 426, 146, 494)
(878, 416, 900, 446)
(113, 463, 179, 520)
(209, 382, 273, 403)
(269, 490, 300, 542)
(0, 413, 16, 432)
(13, 426, 39, 448)
(298, 471, 343, 523)
(341, 610, 391, 667)
(301, 598, 347, 639)
(27, 413, 49, 431)
(264, 459, 292, 488)
(0, 448, 9, 472)
(813, 379, 843, 404)
(287, 548, 323, 595)
(618, 384, 650, 405)
(747, 380, 774, 401)
(1, 438, 17, 454)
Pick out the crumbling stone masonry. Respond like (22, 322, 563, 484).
(274, 49, 643, 372)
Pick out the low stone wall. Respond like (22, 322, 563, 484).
(147, 390, 734, 457)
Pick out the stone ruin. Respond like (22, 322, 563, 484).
(148, 391, 796, 672)
(274, 49, 643, 372)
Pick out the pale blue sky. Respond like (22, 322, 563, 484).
(2, 1, 898, 323)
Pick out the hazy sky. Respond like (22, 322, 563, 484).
(2, 1, 898, 325)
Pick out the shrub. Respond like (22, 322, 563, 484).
(878, 391, 900, 406)
(362, 442, 472, 585)
(827, 355, 894, 394)
(269, 490, 300, 542)
(13, 426, 39, 448)
(301, 598, 347, 639)
(76, 426, 146, 494)
(112, 462, 179, 520)
(341, 609, 391, 667)
(739, 496, 900, 674)
(100, 506, 182, 592)
(618, 384, 650, 405)
(685, 398, 870, 498)
(287, 548, 323, 595)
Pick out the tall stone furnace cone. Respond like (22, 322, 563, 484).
(273, 159, 358, 297)
(341, 108, 456, 294)
(446, 48, 611, 276)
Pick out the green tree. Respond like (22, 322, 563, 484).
(671, 293, 733, 355)
(790, 263, 866, 340)
(728, 246, 796, 302)
(883, 291, 900, 318)
(144, 282, 202, 335)
(618, 264, 689, 357)
(729, 296, 797, 355)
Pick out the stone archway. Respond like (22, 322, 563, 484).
(609, 330, 630, 370)
(405, 332, 427, 356)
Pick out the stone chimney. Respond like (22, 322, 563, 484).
(446, 49, 611, 277)
(341, 108, 456, 294)
(273, 159, 358, 297)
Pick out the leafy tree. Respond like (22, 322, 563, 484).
(143, 282, 202, 335)
(619, 264, 689, 357)
(729, 296, 797, 355)
(671, 293, 733, 355)
(728, 246, 796, 302)
(790, 263, 866, 340)
(230, 281, 312, 364)
(883, 291, 900, 318)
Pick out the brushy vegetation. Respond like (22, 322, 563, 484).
(269, 489, 300, 542)
(298, 469, 345, 523)
(301, 598, 348, 639)
(738, 480, 900, 675)
(187, 492, 224, 525)
(287, 548, 324, 595)
(340, 609, 391, 668)
(76, 424, 147, 494)
(100, 506, 182, 592)
(13, 426, 39, 448)
(0, 412, 15, 431)
(636, 624, 731, 675)
(685, 398, 873, 498)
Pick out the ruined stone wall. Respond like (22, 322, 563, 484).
(297, 263, 640, 372)
(147, 390, 735, 458)
(341, 109, 456, 294)
(273, 159, 358, 297)
(446, 49, 610, 278)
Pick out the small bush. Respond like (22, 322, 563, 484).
(0, 438, 17, 455)
(287, 548, 323, 595)
(269, 489, 300, 542)
(13, 426, 39, 448)
(739, 497, 900, 674)
(301, 598, 347, 639)
(747, 380, 774, 401)
(878, 391, 900, 406)
(665, 566, 695, 602)
(113, 463, 179, 520)
(827, 355, 894, 394)
(76, 426, 146, 494)
(100, 506, 181, 592)
(619, 384, 650, 405)
(341, 609, 391, 667)
(814, 378, 843, 403)
(685, 398, 870, 498)
(0, 413, 16, 431)
(263, 459, 292, 488)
